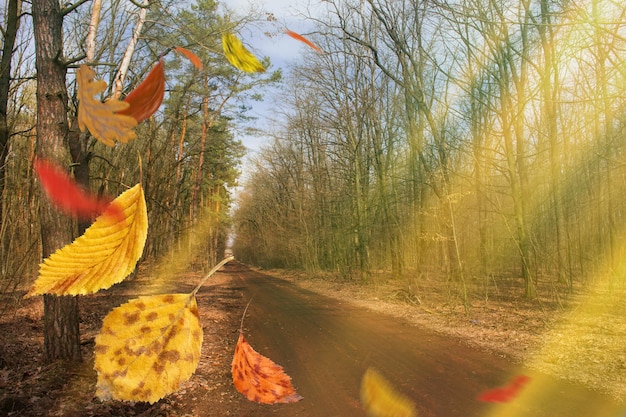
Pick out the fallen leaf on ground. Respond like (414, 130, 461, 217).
(231, 333, 302, 404)
(222, 33, 265, 73)
(77, 65, 137, 146)
(94, 294, 203, 403)
(360, 368, 417, 417)
(26, 184, 147, 296)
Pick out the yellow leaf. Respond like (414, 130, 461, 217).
(94, 294, 203, 403)
(222, 33, 266, 73)
(77, 64, 138, 146)
(26, 184, 148, 296)
(360, 368, 417, 417)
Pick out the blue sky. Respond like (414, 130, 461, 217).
(221, 0, 324, 155)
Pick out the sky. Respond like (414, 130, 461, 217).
(220, 0, 326, 155)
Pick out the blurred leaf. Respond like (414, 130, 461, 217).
(477, 375, 531, 403)
(360, 368, 417, 417)
(174, 46, 203, 70)
(222, 33, 265, 73)
(94, 294, 203, 403)
(285, 29, 322, 52)
(231, 333, 302, 404)
(34, 158, 119, 220)
(26, 184, 147, 296)
(117, 60, 166, 123)
(77, 64, 138, 146)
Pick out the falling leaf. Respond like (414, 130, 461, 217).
(26, 184, 148, 296)
(34, 158, 121, 220)
(222, 33, 265, 73)
(231, 333, 302, 404)
(284, 29, 322, 52)
(77, 64, 138, 146)
(117, 60, 166, 123)
(477, 375, 531, 403)
(174, 46, 203, 70)
(360, 368, 417, 417)
(94, 294, 203, 403)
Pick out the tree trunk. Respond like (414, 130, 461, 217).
(0, 0, 22, 260)
(33, 0, 81, 362)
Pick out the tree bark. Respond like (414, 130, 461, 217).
(33, 0, 81, 362)
(0, 0, 22, 257)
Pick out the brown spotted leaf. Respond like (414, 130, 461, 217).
(26, 184, 147, 297)
(77, 64, 138, 146)
(231, 333, 302, 404)
(94, 294, 203, 403)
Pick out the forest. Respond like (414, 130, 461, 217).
(234, 0, 626, 308)
(0, 0, 278, 298)
(2, 0, 626, 415)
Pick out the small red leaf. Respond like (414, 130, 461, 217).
(174, 46, 203, 70)
(231, 333, 303, 404)
(478, 375, 531, 403)
(118, 59, 165, 123)
(34, 158, 120, 220)
(285, 29, 322, 52)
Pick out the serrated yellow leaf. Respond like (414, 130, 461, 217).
(361, 368, 417, 417)
(94, 294, 203, 403)
(222, 33, 266, 73)
(77, 64, 138, 146)
(26, 184, 147, 296)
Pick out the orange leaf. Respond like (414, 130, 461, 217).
(231, 333, 302, 404)
(285, 29, 322, 52)
(174, 46, 203, 70)
(117, 60, 166, 123)
(77, 65, 137, 146)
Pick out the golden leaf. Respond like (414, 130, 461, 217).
(231, 333, 303, 404)
(222, 33, 266, 73)
(94, 294, 203, 403)
(77, 64, 138, 146)
(360, 368, 417, 417)
(26, 184, 148, 296)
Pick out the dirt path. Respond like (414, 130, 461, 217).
(219, 262, 624, 417)
(1, 261, 624, 416)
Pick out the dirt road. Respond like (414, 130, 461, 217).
(2, 261, 623, 416)
(223, 262, 623, 417)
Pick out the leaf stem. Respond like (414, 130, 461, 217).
(190, 256, 234, 297)
(239, 297, 254, 333)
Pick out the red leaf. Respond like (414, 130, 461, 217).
(285, 29, 322, 52)
(231, 333, 303, 404)
(118, 59, 165, 123)
(174, 46, 203, 70)
(478, 375, 531, 403)
(34, 158, 121, 220)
